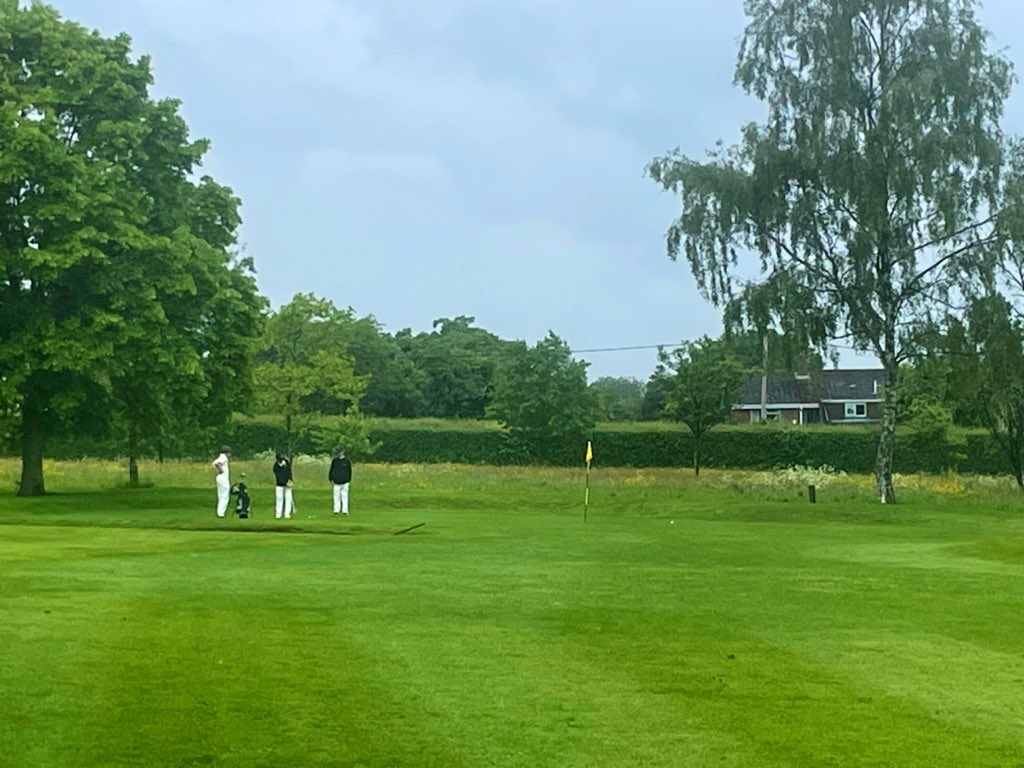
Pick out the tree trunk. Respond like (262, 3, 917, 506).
(1005, 410, 1023, 490)
(128, 422, 140, 487)
(875, 361, 898, 504)
(18, 394, 46, 497)
(694, 432, 702, 477)
(1007, 435, 1024, 490)
(760, 334, 768, 422)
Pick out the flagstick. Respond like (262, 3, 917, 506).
(584, 440, 593, 523)
(584, 460, 591, 523)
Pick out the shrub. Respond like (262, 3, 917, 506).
(28, 416, 1020, 479)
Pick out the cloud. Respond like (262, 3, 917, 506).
(46, 0, 803, 379)
(141, 0, 379, 76)
(303, 148, 449, 185)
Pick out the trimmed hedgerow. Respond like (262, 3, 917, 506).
(34, 416, 1016, 477)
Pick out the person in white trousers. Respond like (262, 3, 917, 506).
(272, 453, 294, 519)
(212, 445, 231, 518)
(328, 445, 352, 515)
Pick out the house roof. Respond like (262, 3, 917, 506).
(818, 369, 883, 401)
(737, 369, 884, 406)
(739, 374, 819, 405)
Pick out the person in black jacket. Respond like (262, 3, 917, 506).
(328, 445, 352, 515)
(272, 452, 294, 519)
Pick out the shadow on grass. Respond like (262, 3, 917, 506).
(0, 518, 428, 537)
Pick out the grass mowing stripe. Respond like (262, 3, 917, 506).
(2, 462, 1024, 766)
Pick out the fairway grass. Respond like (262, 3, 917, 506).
(2, 460, 1024, 767)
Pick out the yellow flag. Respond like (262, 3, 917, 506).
(585, 441, 593, 464)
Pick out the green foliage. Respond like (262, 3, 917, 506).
(896, 357, 954, 422)
(901, 398, 966, 472)
(33, 415, 1016, 478)
(304, 413, 381, 460)
(648, 0, 1016, 502)
(589, 376, 645, 421)
(661, 336, 748, 474)
(398, 316, 514, 419)
(344, 314, 426, 418)
(254, 294, 369, 456)
(488, 332, 598, 463)
(944, 294, 1024, 486)
(0, 3, 264, 494)
(639, 370, 672, 421)
(723, 276, 833, 371)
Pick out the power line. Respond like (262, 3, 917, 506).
(570, 343, 687, 354)
(571, 341, 867, 355)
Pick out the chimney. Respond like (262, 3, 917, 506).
(794, 356, 810, 380)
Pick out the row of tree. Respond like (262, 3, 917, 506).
(246, 286, 1024, 488)
(248, 293, 599, 461)
(0, 2, 656, 494)
(9, 0, 1024, 502)
(248, 294, 656, 422)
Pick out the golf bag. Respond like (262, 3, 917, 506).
(231, 482, 251, 518)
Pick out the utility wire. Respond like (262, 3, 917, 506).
(571, 341, 864, 355)
(570, 343, 686, 354)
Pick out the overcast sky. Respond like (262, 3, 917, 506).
(47, 0, 1024, 381)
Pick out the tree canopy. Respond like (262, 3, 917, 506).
(0, 2, 264, 494)
(660, 337, 748, 476)
(648, 0, 1017, 502)
(944, 294, 1024, 486)
(488, 332, 597, 463)
(398, 316, 514, 420)
(253, 294, 368, 457)
(590, 376, 646, 421)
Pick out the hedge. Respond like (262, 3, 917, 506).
(30, 417, 1017, 477)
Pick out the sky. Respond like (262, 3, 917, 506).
(45, 0, 1024, 382)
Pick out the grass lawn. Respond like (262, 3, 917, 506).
(1, 459, 1023, 767)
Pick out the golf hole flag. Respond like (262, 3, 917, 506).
(584, 441, 593, 522)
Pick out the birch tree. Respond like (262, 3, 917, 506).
(648, 0, 1014, 503)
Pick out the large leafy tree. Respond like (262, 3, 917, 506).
(400, 316, 512, 419)
(945, 294, 1024, 487)
(590, 376, 645, 421)
(661, 337, 748, 476)
(343, 315, 426, 418)
(488, 332, 597, 463)
(107, 139, 264, 485)
(0, 2, 264, 495)
(640, 369, 674, 421)
(648, 0, 1015, 503)
(253, 294, 368, 457)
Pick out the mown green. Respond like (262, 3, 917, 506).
(1, 460, 1023, 767)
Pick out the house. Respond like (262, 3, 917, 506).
(733, 369, 884, 425)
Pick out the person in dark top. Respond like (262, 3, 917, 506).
(328, 445, 352, 515)
(272, 452, 293, 519)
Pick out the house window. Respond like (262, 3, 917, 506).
(845, 402, 867, 419)
(765, 410, 781, 422)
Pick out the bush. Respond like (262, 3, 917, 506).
(27, 416, 1020, 478)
